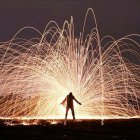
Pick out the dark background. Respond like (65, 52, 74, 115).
(0, 119, 140, 140)
(0, 0, 139, 41)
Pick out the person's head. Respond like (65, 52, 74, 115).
(69, 92, 72, 96)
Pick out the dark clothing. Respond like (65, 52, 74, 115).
(66, 94, 74, 108)
(65, 106, 75, 120)
(65, 94, 76, 120)
(61, 93, 81, 120)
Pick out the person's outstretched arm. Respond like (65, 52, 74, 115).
(73, 96, 81, 105)
(60, 97, 66, 105)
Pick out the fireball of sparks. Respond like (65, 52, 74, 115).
(0, 9, 140, 120)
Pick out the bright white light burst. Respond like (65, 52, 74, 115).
(0, 9, 140, 120)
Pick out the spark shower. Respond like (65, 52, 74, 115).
(0, 9, 140, 120)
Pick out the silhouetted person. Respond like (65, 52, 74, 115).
(61, 92, 81, 121)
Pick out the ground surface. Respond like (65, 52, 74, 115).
(0, 119, 140, 140)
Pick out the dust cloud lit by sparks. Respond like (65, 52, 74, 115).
(0, 9, 140, 120)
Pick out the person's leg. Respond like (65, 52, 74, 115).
(71, 107, 75, 120)
(65, 107, 69, 121)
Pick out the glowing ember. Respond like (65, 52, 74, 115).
(0, 9, 140, 120)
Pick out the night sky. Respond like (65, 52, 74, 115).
(0, 0, 139, 42)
